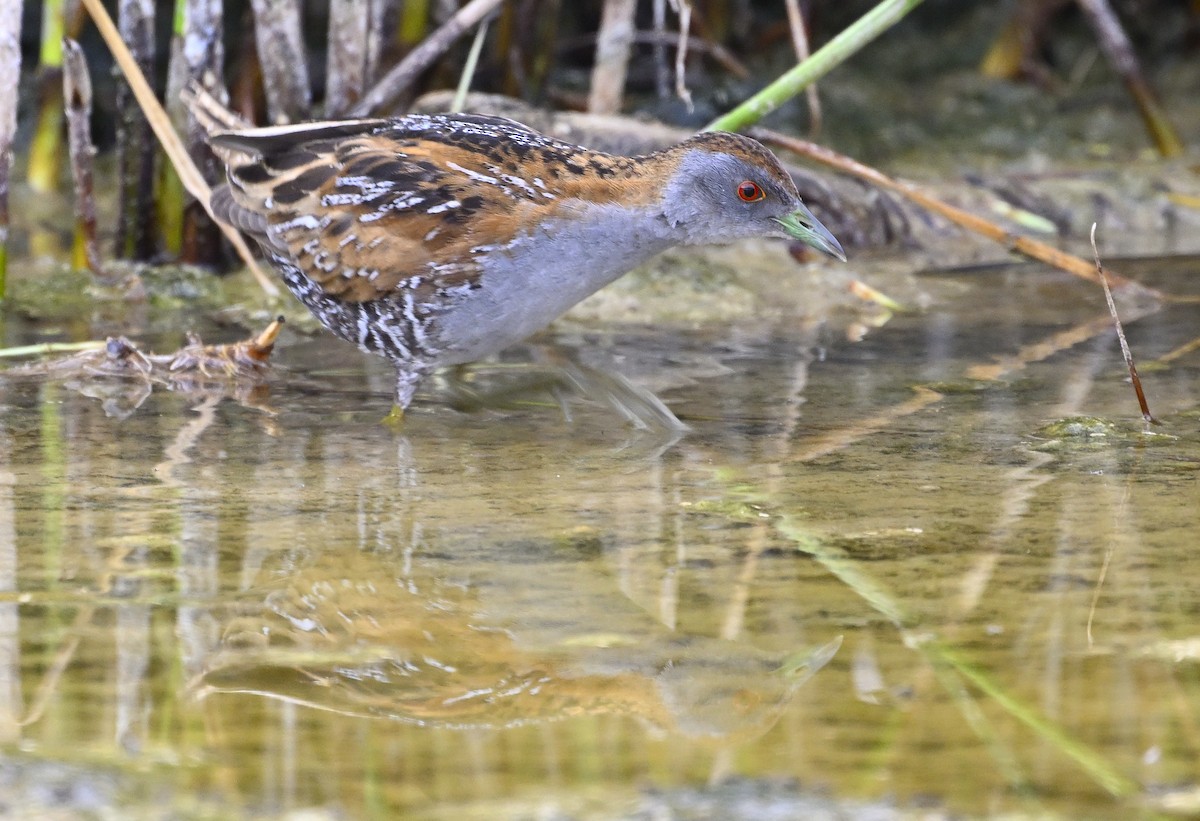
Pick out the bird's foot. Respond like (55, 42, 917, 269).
(382, 404, 406, 429)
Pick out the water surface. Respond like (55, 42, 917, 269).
(0, 256, 1198, 819)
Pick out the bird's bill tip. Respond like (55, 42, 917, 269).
(774, 204, 846, 262)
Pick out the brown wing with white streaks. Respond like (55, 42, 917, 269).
(211, 114, 576, 304)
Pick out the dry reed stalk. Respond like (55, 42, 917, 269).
(784, 0, 822, 135)
(560, 29, 748, 80)
(655, 0, 675, 99)
(1076, 0, 1184, 157)
(450, 16, 490, 111)
(588, 0, 637, 114)
(1089, 224, 1158, 425)
(668, 0, 692, 110)
(62, 39, 104, 277)
(326, 0, 372, 116)
(368, 0, 401, 79)
(0, 0, 20, 298)
(249, 0, 312, 122)
(165, 0, 226, 264)
(114, 0, 157, 261)
(352, 0, 506, 116)
(78, 0, 278, 296)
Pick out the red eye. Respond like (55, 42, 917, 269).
(737, 180, 764, 203)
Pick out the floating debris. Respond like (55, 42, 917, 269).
(2, 317, 285, 418)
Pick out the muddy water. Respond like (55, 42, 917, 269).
(0, 256, 1197, 820)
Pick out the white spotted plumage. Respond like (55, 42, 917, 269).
(206, 111, 840, 410)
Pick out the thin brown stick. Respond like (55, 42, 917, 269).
(350, 0, 506, 116)
(63, 38, 105, 277)
(753, 128, 1154, 294)
(1076, 0, 1184, 157)
(77, 0, 279, 297)
(1089, 223, 1158, 425)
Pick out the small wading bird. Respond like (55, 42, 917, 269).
(204, 104, 845, 418)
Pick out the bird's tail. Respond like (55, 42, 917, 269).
(180, 79, 249, 133)
(180, 79, 258, 167)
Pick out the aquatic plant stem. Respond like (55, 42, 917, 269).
(1090, 224, 1158, 425)
(771, 512, 1137, 797)
(77, 0, 279, 297)
(450, 16, 490, 112)
(0, 341, 106, 359)
(399, 0, 430, 47)
(706, 0, 926, 132)
(157, 0, 190, 257)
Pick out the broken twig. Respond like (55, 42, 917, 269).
(77, 0, 279, 297)
(1089, 223, 1157, 425)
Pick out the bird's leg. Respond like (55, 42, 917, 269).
(384, 364, 431, 424)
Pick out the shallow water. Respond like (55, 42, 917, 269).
(0, 256, 1198, 820)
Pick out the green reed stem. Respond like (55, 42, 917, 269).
(764, 500, 1137, 798)
(0, 340, 105, 359)
(706, 0, 927, 133)
(39, 0, 64, 67)
(399, 0, 430, 46)
(451, 17, 490, 112)
(933, 643, 1137, 797)
(28, 0, 66, 194)
(156, 0, 188, 255)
